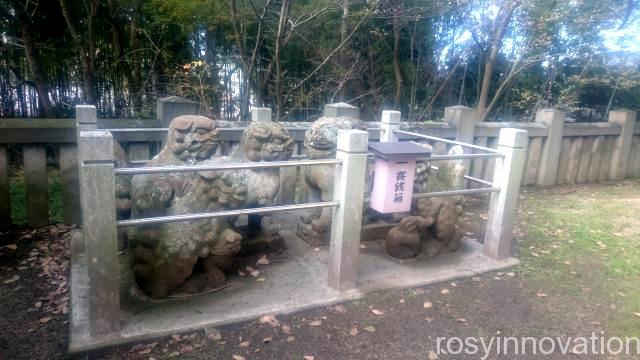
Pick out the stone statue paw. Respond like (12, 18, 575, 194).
(385, 216, 423, 259)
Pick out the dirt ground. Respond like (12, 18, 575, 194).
(1, 181, 638, 359)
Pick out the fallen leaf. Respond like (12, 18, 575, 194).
(171, 334, 182, 342)
(370, 307, 384, 315)
(232, 355, 246, 360)
(256, 255, 270, 265)
(238, 270, 246, 276)
(39, 317, 52, 323)
(536, 292, 547, 298)
(309, 320, 322, 326)
(423, 301, 433, 309)
(3, 275, 20, 284)
(138, 348, 153, 355)
(456, 318, 467, 323)
(303, 356, 315, 360)
(256, 278, 266, 282)
(399, 299, 406, 304)
(287, 336, 295, 342)
(246, 266, 256, 273)
(349, 326, 358, 336)
(440, 289, 450, 295)
(250, 270, 260, 277)
(259, 314, 280, 327)
(281, 325, 291, 334)
(262, 337, 272, 343)
(5, 244, 17, 250)
(238, 341, 250, 347)
(428, 350, 438, 359)
(506, 272, 516, 277)
(363, 325, 376, 333)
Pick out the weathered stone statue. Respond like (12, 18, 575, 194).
(129, 117, 293, 298)
(132, 169, 245, 298)
(128, 115, 222, 298)
(385, 145, 465, 259)
(221, 121, 295, 253)
(297, 115, 367, 245)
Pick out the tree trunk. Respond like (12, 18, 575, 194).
(476, 0, 517, 121)
(10, 0, 54, 117)
(275, 0, 291, 120)
(392, 0, 403, 109)
(19, 19, 53, 117)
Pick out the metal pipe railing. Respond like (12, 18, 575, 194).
(394, 129, 503, 155)
(114, 158, 341, 175)
(117, 201, 339, 227)
(411, 187, 499, 199)
(106, 127, 383, 133)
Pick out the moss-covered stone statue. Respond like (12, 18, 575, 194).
(128, 115, 223, 298)
(296, 115, 367, 246)
(385, 145, 466, 259)
(218, 121, 295, 254)
(129, 117, 293, 299)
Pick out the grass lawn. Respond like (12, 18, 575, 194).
(517, 180, 640, 337)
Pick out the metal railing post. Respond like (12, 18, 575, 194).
(328, 129, 369, 290)
(78, 129, 120, 336)
(484, 128, 528, 260)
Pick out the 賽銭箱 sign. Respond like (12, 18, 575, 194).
(368, 142, 431, 213)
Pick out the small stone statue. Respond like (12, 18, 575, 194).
(297, 115, 367, 245)
(385, 145, 465, 259)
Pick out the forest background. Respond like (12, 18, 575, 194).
(1, 0, 639, 122)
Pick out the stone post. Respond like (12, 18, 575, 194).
(251, 107, 272, 122)
(328, 129, 368, 290)
(24, 145, 48, 227)
(157, 96, 197, 127)
(535, 109, 565, 186)
(445, 106, 476, 183)
(324, 102, 360, 118)
(0, 146, 10, 226)
(78, 130, 120, 336)
(484, 128, 528, 260)
(444, 105, 476, 144)
(71, 105, 99, 227)
(59, 144, 81, 225)
(608, 109, 637, 180)
(380, 110, 401, 142)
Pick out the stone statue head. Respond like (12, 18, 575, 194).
(239, 122, 294, 162)
(303, 116, 366, 159)
(166, 115, 220, 163)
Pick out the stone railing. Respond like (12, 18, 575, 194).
(70, 104, 525, 350)
(1, 97, 638, 227)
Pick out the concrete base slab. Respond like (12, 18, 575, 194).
(69, 221, 518, 354)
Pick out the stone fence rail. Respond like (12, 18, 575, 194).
(1, 99, 639, 227)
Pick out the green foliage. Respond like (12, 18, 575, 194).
(0, 0, 637, 120)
